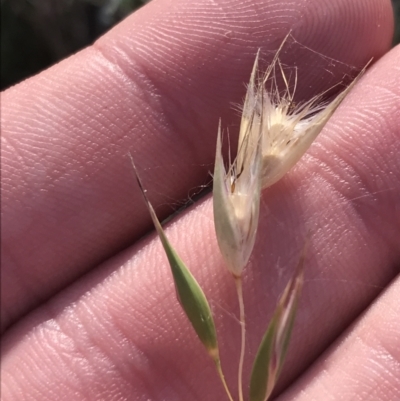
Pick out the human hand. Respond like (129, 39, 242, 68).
(1, 0, 399, 400)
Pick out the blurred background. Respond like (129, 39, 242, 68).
(1, 0, 400, 91)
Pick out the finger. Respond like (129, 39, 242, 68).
(0, 0, 393, 331)
(2, 44, 400, 400)
(275, 277, 400, 401)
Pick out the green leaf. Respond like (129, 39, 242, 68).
(130, 155, 218, 357)
(249, 244, 306, 401)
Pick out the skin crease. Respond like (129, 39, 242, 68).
(1, 0, 399, 401)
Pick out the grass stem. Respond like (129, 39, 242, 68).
(235, 276, 246, 401)
(214, 357, 235, 401)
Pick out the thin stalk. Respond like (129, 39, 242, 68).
(235, 276, 246, 401)
(214, 357, 235, 401)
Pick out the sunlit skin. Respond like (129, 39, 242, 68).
(1, 0, 399, 400)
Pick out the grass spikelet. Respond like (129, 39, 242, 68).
(239, 37, 369, 189)
(129, 154, 234, 401)
(213, 103, 263, 278)
(249, 242, 307, 401)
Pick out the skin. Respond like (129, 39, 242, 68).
(1, 0, 399, 400)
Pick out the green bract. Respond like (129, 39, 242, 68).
(131, 156, 218, 356)
(249, 246, 306, 401)
(131, 155, 234, 401)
